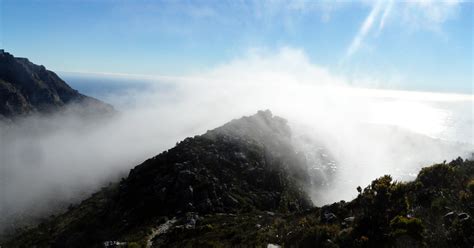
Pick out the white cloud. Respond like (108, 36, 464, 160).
(347, 0, 384, 57)
(1, 47, 472, 232)
(400, 0, 461, 32)
(378, 0, 394, 31)
(346, 0, 461, 57)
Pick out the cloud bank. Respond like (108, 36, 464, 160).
(0, 47, 472, 234)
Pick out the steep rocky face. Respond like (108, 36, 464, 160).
(0, 50, 113, 118)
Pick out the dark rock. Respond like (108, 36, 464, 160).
(197, 198, 214, 213)
(265, 211, 275, 216)
(458, 212, 470, 222)
(182, 186, 194, 202)
(0, 50, 113, 118)
(444, 211, 456, 223)
(115, 111, 312, 218)
(223, 194, 239, 207)
(344, 216, 355, 223)
(323, 212, 338, 223)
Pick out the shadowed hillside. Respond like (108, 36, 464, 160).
(2, 111, 473, 248)
(0, 50, 113, 119)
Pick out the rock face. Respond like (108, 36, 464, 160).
(118, 110, 312, 220)
(0, 50, 113, 118)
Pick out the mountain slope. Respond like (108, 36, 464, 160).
(3, 111, 473, 247)
(118, 110, 312, 218)
(0, 50, 113, 118)
(149, 158, 473, 248)
(3, 110, 313, 247)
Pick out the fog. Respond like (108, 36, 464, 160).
(0, 47, 472, 234)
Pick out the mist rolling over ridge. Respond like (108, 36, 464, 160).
(1, 1, 473, 245)
(1, 48, 472, 235)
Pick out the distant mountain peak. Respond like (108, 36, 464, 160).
(0, 50, 113, 118)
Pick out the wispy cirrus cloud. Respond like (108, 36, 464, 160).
(346, 0, 461, 57)
(378, 0, 394, 31)
(346, 0, 384, 57)
(400, 0, 461, 31)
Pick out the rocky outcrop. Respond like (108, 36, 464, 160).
(117, 110, 312, 221)
(2, 110, 313, 247)
(0, 50, 113, 118)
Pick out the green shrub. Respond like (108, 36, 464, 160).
(127, 242, 141, 248)
(295, 225, 339, 247)
(467, 179, 474, 193)
(389, 216, 424, 241)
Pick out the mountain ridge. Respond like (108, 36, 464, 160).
(0, 50, 113, 118)
(3, 110, 473, 247)
(2, 110, 313, 247)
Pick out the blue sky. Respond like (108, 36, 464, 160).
(1, 0, 472, 93)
